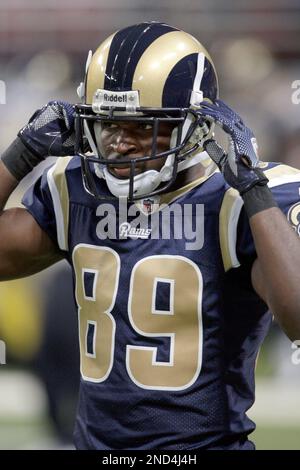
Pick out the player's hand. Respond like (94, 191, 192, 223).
(198, 99, 268, 195)
(18, 100, 75, 158)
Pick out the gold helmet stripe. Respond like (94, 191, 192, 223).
(132, 30, 215, 107)
(86, 32, 116, 104)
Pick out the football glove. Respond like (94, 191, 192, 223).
(18, 100, 75, 158)
(198, 99, 268, 195)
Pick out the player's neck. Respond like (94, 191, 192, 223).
(169, 163, 206, 192)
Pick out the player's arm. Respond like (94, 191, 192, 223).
(199, 100, 300, 340)
(0, 161, 62, 280)
(250, 209, 300, 340)
(0, 100, 75, 280)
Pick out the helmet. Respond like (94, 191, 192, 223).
(75, 21, 218, 201)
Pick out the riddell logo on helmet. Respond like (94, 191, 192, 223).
(103, 93, 128, 103)
(92, 89, 140, 112)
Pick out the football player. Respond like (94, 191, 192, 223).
(1, 21, 300, 450)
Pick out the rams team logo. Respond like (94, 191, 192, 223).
(287, 202, 300, 235)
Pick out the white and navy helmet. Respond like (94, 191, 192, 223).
(75, 21, 219, 200)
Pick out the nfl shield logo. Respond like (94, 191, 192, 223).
(142, 198, 155, 214)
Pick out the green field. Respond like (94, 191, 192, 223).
(252, 426, 300, 450)
(0, 418, 299, 450)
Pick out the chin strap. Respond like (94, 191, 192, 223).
(96, 165, 163, 198)
(93, 148, 215, 199)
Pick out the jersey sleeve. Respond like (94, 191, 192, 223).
(22, 157, 73, 252)
(219, 162, 300, 272)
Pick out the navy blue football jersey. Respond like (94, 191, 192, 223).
(22, 156, 300, 450)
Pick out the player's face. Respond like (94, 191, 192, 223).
(94, 121, 175, 179)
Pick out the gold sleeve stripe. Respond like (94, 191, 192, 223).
(47, 157, 72, 251)
(265, 164, 300, 188)
(86, 32, 116, 104)
(219, 164, 300, 272)
(133, 31, 209, 107)
(219, 187, 243, 272)
(265, 164, 300, 180)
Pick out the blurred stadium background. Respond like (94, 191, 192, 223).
(0, 0, 300, 450)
